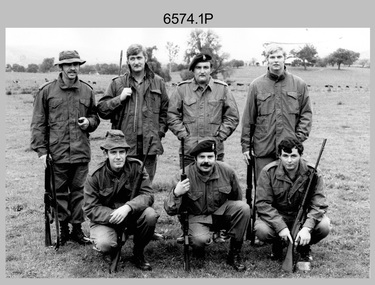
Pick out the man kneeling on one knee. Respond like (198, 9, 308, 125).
(255, 137, 330, 268)
(83, 130, 158, 271)
(164, 139, 250, 271)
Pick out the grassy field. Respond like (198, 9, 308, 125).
(4, 66, 370, 278)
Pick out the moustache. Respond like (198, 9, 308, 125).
(201, 162, 212, 167)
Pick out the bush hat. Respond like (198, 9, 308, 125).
(54, 50, 86, 66)
(190, 139, 217, 157)
(189, 53, 212, 71)
(100, 130, 130, 151)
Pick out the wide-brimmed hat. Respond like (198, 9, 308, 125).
(190, 139, 217, 157)
(189, 53, 212, 71)
(100, 130, 130, 151)
(54, 50, 86, 66)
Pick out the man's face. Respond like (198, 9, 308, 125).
(61, 62, 80, 80)
(267, 50, 285, 74)
(280, 148, 301, 173)
(193, 62, 211, 85)
(127, 52, 146, 73)
(195, 151, 216, 174)
(105, 148, 127, 172)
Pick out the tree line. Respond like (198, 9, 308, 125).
(5, 29, 369, 81)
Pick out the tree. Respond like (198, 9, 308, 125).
(5, 64, 12, 72)
(12, 63, 25, 72)
(146, 46, 171, 82)
(184, 29, 230, 79)
(26, 63, 39, 73)
(329, 48, 360, 70)
(165, 42, 180, 74)
(291, 44, 318, 70)
(229, 59, 244, 68)
(39, 57, 55, 72)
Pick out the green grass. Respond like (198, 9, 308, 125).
(5, 66, 370, 278)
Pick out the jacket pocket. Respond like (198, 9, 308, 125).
(183, 97, 197, 123)
(79, 98, 90, 116)
(214, 185, 231, 207)
(150, 89, 161, 114)
(208, 99, 223, 124)
(285, 91, 300, 114)
(257, 92, 274, 116)
(48, 98, 66, 122)
(188, 190, 203, 201)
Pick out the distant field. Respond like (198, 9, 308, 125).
(5, 66, 370, 278)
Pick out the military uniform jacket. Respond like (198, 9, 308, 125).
(30, 73, 100, 163)
(241, 70, 312, 158)
(83, 158, 154, 225)
(164, 161, 242, 222)
(97, 64, 169, 156)
(256, 159, 328, 233)
(167, 77, 239, 156)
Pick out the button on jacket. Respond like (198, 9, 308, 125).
(168, 77, 239, 156)
(97, 64, 169, 156)
(164, 161, 243, 219)
(256, 159, 328, 234)
(30, 73, 100, 163)
(83, 158, 154, 225)
(241, 70, 312, 158)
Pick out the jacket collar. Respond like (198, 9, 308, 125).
(190, 161, 220, 183)
(191, 76, 213, 92)
(267, 67, 287, 82)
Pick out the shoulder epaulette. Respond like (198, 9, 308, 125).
(111, 75, 120, 81)
(127, 157, 142, 166)
(79, 79, 93, 90)
(213, 79, 228, 86)
(38, 79, 56, 90)
(177, 79, 192, 86)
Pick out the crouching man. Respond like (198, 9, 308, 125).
(255, 137, 330, 269)
(83, 130, 158, 271)
(164, 140, 250, 271)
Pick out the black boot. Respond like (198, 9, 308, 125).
(132, 247, 152, 271)
(227, 239, 246, 272)
(270, 238, 283, 261)
(298, 245, 313, 261)
(59, 221, 70, 246)
(71, 223, 91, 245)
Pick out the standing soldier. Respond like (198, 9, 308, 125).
(168, 53, 239, 168)
(31, 50, 100, 245)
(241, 44, 312, 179)
(97, 44, 169, 183)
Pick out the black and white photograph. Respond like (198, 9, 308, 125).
(2, 0, 372, 281)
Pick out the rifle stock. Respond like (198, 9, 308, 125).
(109, 136, 154, 273)
(246, 126, 256, 244)
(281, 139, 327, 272)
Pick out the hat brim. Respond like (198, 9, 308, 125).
(55, 58, 86, 66)
(100, 144, 130, 151)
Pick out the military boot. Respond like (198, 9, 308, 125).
(59, 221, 70, 246)
(227, 239, 246, 272)
(132, 246, 152, 271)
(270, 238, 283, 261)
(71, 223, 91, 245)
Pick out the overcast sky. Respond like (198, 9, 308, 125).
(5, 27, 370, 66)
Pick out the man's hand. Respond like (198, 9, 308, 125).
(243, 151, 251, 165)
(78, 117, 89, 130)
(279, 227, 293, 244)
(39, 154, 52, 168)
(174, 178, 190, 197)
(120, 87, 132, 101)
(295, 227, 311, 246)
(109, 204, 132, 224)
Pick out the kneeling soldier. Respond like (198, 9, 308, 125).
(84, 130, 158, 271)
(164, 140, 250, 271)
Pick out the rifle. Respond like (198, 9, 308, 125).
(180, 100, 190, 271)
(245, 144, 257, 245)
(109, 135, 154, 273)
(281, 138, 327, 272)
(44, 157, 60, 250)
(119, 50, 123, 76)
(44, 100, 60, 250)
(245, 125, 256, 245)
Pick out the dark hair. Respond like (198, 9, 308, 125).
(126, 44, 147, 58)
(278, 137, 304, 156)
